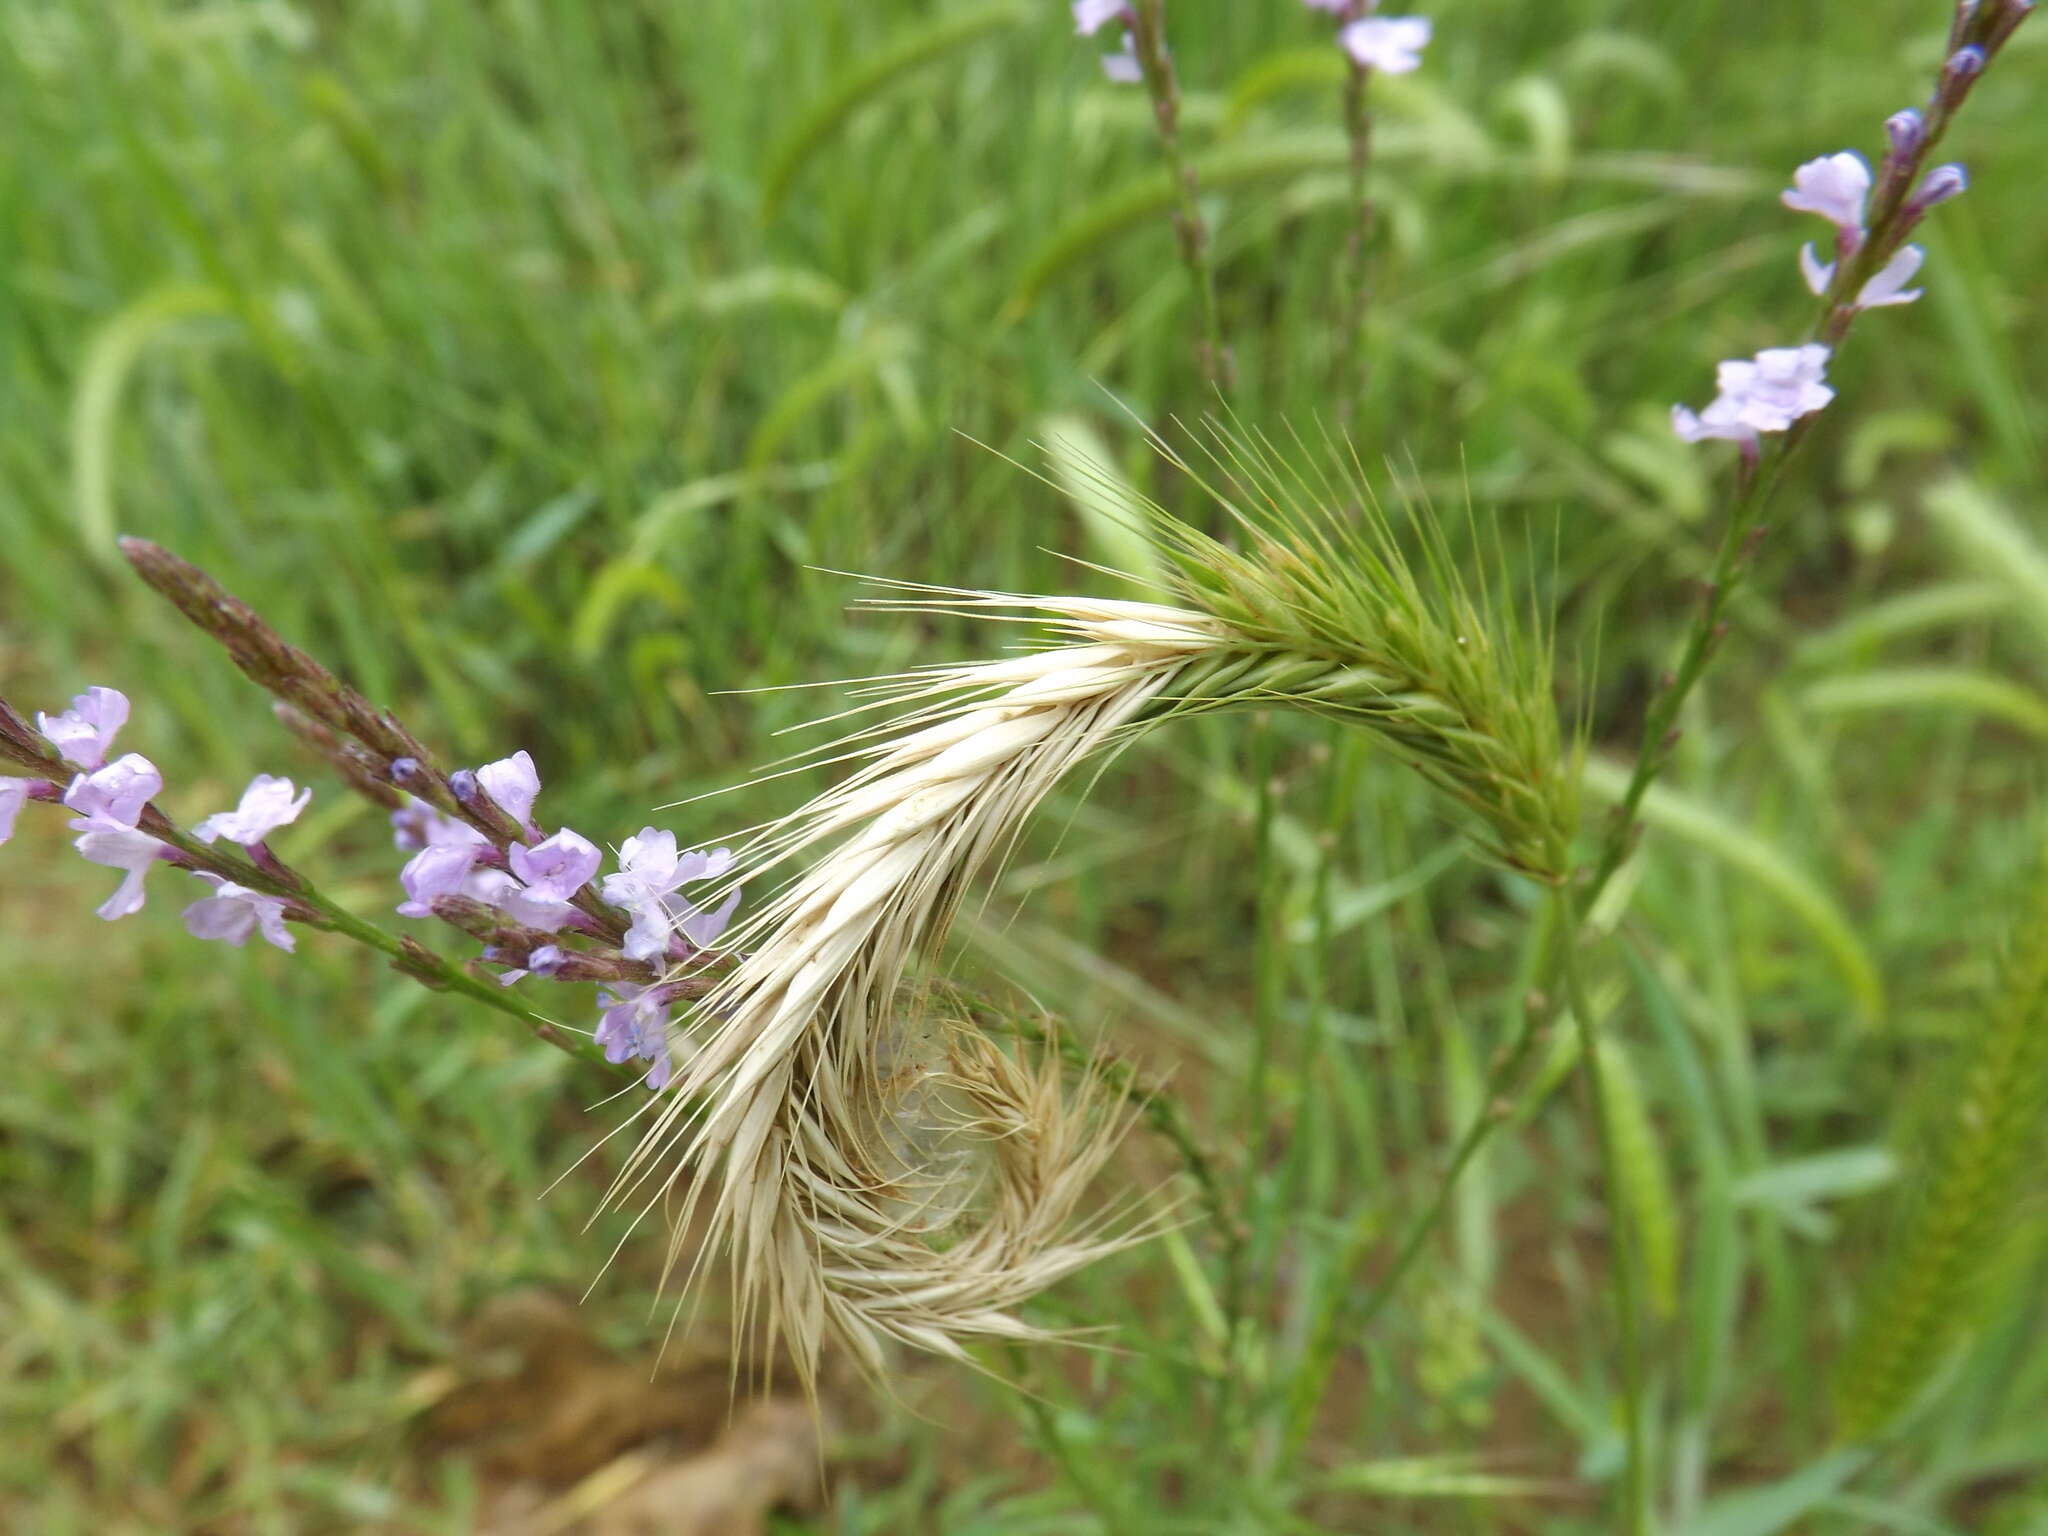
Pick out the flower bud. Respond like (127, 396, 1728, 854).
(448, 768, 481, 804)
(389, 755, 423, 784)
(1910, 163, 1969, 211)
(1943, 44, 1987, 86)
(1883, 108, 1924, 160)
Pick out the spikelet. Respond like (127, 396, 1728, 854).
(1834, 848, 2048, 1440)
(606, 429, 1579, 1380)
(605, 600, 1215, 1382)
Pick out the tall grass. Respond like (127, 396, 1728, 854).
(2, 0, 2045, 1529)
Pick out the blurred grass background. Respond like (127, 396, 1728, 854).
(2, 0, 2045, 1529)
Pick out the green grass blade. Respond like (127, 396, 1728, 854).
(759, 2, 1028, 221)
(1581, 758, 1884, 1022)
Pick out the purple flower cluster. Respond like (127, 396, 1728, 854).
(387, 750, 739, 1089)
(1072, 1, 1140, 82)
(1671, 1, 2034, 452)
(3, 682, 738, 1090)
(1300, 1, 1432, 74)
(2, 687, 308, 944)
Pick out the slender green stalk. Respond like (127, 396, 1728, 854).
(1129, 0, 1228, 385)
(1557, 888, 1648, 1536)
(137, 808, 613, 1070)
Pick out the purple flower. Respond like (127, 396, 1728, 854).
(0, 779, 28, 846)
(1673, 344, 1834, 445)
(1780, 152, 1870, 233)
(601, 829, 738, 961)
(397, 842, 483, 917)
(1100, 32, 1142, 82)
(595, 982, 675, 1089)
(37, 687, 129, 771)
(182, 874, 296, 953)
(192, 773, 311, 846)
(508, 828, 601, 899)
(390, 795, 487, 853)
(1339, 15, 1431, 73)
(474, 750, 541, 827)
(1071, 0, 1125, 34)
(63, 753, 162, 832)
(1799, 242, 1924, 308)
(74, 827, 166, 919)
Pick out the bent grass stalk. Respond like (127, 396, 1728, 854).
(606, 444, 1576, 1384)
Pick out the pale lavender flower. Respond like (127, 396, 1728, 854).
(182, 874, 296, 953)
(1673, 345, 1834, 445)
(390, 795, 486, 852)
(0, 779, 29, 845)
(1072, 0, 1126, 34)
(1339, 15, 1431, 73)
(63, 753, 162, 832)
(474, 750, 541, 826)
(192, 774, 310, 846)
(1100, 32, 1142, 82)
(74, 827, 165, 919)
(508, 828, 601, 899)
(1669, 399, 1756, 445)
(1780, 152, 1871, 233)
(596, 982, 674, 1089)
(397, 842, 483, 917)
(37, 687, 129, 771)
(1799, 242, 1924, 308)
(601, 829, 737, 961)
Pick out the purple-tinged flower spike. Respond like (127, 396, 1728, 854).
(397, 841, 484, 917)
(1800, 243, 1925, 309)
(0, 779, 30, 845)
(1673, 345, 1834, 446)
(1339, 16, 1432, 73)
(182, 875, 296, 953)
(1780, 152, 1871, 234)
(474, 751, 541, 829)
(74, 827, 168, 919)
(63, 753, 163, 832)
(1071, 0, 1127, 33)
(36, 688, 129, 772)
(192, 774, 310, 846)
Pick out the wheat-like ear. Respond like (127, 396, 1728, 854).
(606, 429, 1577, 1382)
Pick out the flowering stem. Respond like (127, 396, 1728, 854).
(1129, 0, 1229, 386)
(133, 802, 619, 1072)
(1337, 49, 1376, 421)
